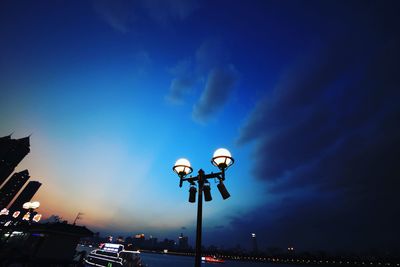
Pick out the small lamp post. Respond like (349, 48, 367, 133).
(173, 148, 234, 267)
(22, 201, 40, 224)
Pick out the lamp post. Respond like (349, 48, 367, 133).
(22, 201, 40, 224)
(1, 201, 40, 244)
(173, 148, 234, 267)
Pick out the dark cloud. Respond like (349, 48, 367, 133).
(235, 34, 400, 252)
(192, 65, 238, 123)
(166, 77, 196, 104)
(166, 59, 196, 104)
(167, 40, 238, 123)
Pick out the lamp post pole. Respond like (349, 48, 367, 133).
(173, 148, 234, 267)
(195, 169, 204, 267)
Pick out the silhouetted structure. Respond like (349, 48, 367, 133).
(27, 223, 93, 263)
(134, 234, 145, 249)
(251, 233, 258, 254)
(9, 181, 41, 212)
(0, 222, 93, 264)
(0, 134, 12, 159)
(160, 238, 176, 250)
(148, 236, 158, 248)
(0, 170, 30, 209)
(178, 233, 189, 250)
(0, 135, 30, 186)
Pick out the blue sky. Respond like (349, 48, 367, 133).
(1, 0, 399, 253)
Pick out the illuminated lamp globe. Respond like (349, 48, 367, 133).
(173, 158, 193, 176)
(23, 202, 31, 210)
(30, 201, 40, 209)
(212, 148, 234, 170)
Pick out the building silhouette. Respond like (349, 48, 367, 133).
(9, 181, 41, 212)
(0, 169, 30, 209)
(134, 234, 145, 249)
(0, 135, 12, 159)
(148, 236, 158, 248)
(251, 233, 258, 254)
(178, 233, 189, 250)
(0, 135, 30, 186)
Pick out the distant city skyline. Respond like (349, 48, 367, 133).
(1, 0, 399, 253)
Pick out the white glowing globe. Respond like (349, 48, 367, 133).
(23, 201, 40, 209)
(212, 148, 233, 166)
(174, 158, 192, 175)
(31, 201, 40, 209)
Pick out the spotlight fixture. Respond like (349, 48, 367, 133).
(203, 182, 212, 202)
(189, 185, 197, 203)
(217, 181, 230, 200)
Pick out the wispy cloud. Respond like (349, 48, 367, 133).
(166, 39, 239, 123)
(166, 77, 196, 104)
(93, 0, 135, 33)
(193, 65, 238, 122)
(165, 59, 195, 104)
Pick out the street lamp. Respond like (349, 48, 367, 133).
(22, 201, 40, 223)
(173, 148, 234, 267)
(1, 201, 41, 243)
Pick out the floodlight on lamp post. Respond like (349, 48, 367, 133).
(173, 148, 234, 267)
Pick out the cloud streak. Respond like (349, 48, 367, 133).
(93, 0, 198, 33)
(167, 40, 239, 123)
(193, 65, 238, 122)
(165, 59, 195, 104)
